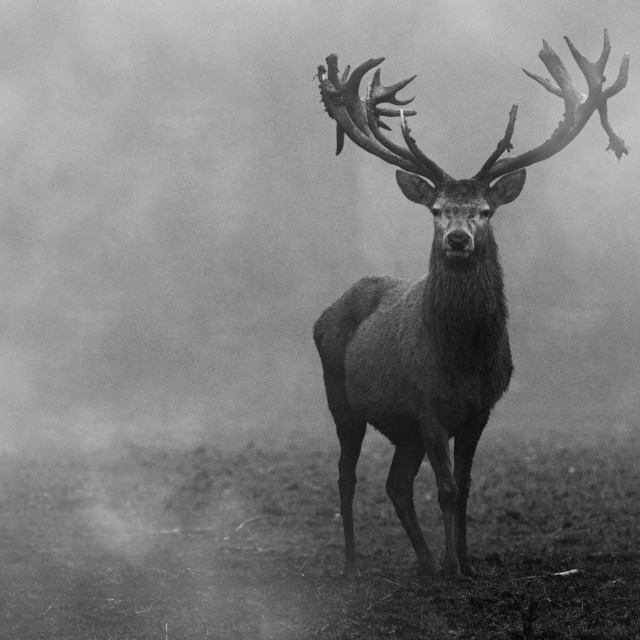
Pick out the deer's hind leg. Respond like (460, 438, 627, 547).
(386, 441, 440, 575)
(323, 374, 366, 579)
(336, 417, 366, 579)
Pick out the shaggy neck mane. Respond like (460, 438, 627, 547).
(422, 232, 507, 363)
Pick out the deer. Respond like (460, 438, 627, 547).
(313, 31, 629, 579)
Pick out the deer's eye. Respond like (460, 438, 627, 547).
(431, 206, 442, 217)
(479, 207, 491, 218)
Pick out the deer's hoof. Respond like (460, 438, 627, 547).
(341, 564, 361, 581)
(419, 557, 441, 577)
(440, 560, 462, 580)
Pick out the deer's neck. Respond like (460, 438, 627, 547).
(422, 235, 507, 357)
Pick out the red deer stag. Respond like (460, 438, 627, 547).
(314, 31, 629, 579)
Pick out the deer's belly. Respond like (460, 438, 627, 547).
(345, 371, 416, 425)
(344, 322, 495, 437)
(346, 355, 487, 438)
(344, 335, 415, 421)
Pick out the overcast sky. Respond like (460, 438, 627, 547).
(0, 1, 638, 450)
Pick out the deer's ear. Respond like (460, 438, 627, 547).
(489, 168, 526, 208)
(396, 170, 436, 206)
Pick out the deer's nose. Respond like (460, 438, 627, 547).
(446, 230, 471, 251)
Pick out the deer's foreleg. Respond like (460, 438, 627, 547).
(421, 413, 460, 578)
(453, 413, 489, 577)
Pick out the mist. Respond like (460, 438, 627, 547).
(0, 0, 638, 451)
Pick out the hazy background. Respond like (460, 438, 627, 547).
(0, 0, 638, 451)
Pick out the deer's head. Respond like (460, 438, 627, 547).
(318, 31, 629, 265)
(395, 171, 525, 263)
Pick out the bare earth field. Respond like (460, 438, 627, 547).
(1, 422, 639, 639)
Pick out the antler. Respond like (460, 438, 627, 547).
(318, 55, 452, 185)
(475, 30, 630, 183)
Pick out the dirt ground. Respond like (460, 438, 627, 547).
(1, 421, 639, 639)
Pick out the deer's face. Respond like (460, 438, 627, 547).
(430, 181, 494, 260)
(396, 169, 526, 263)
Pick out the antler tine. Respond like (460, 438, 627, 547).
(325, 55, 383, 135)
(476, 30, 630, 183)
(522, 68, 563, 97)
(364, 81, 416, 161)
(369, 68, 417, 131)
(370, 69, 416, 106)
(474, 105, 518, 182)
(595, 28, 611, 76)
(319, 55, 422, 170)
(399, 110, 453, 184)
(603, 52, 630, 100)
(598, 102, 629, 159)
(366, 65, 452, 183)
(320, 57, 394, 157)
(332, 56, 419, 131)
(376, 106, 416, 117)
(538, 39, 581, 104)
(364, 82, 452, 184)
(342, 58, 385, 95)
(318, 54, 450, 183)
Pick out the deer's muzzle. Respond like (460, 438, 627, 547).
(443, 229, 474, 258)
